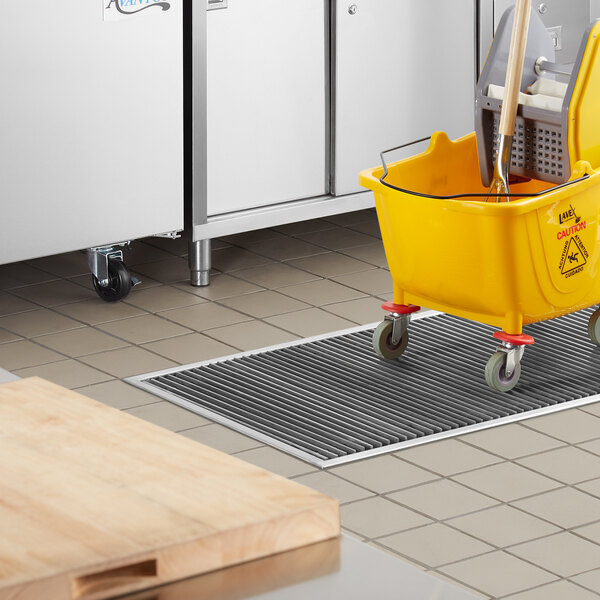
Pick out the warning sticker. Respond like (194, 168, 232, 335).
(559, 235, 588, 277)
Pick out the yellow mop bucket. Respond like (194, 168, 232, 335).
(359, 14, 600, 392)
(359, 132, 599, 391)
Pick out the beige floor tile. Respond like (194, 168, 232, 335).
(367, 542, 428, 570)
(330, 455, 438, 494)
(509, 532, 600, 577)
(272, 219, 336, 236)
(291, 471, 374, 504)
(322, 296, 384, 325)
(0, 329, 22, 344)
(341, 496, 432, 539)
(439, 551, 557, 598)
(34, 327, 128, 357)
(75, 379, 160, 410)
(523, 409, 600, 444)
(512, 486, 600, 529)
(233, 446, 316, 478)
(221, 229, 285, 246)
(0, 262, 57, 289)
(133, 257, 191, 283)
(160, 302, 251, 332)
(25, 252, 89, 278)
(571, 568, 600, 594)
(397, 439, 502, 477)
(340, 243, 389, 268)
(428, 572, 491, 599)
(219, 290, 312, 318)
(448, 505, 560, 548)
(324, 209, 377, 227)
(265, 308, 355, 337)
(143, 235, 190, 256)
(180, 424, 263, 454)
(278, 279, 366, 306)
(0, 309, 84, 338)
(204, 320, 300, 351)
(244, 237, 327, 261)
(13, 359, 113, 389)
(11, 279, 95, 307)
(388, 479, 499, 521)
(54, 299, 147, 325)
(122, 242, 175, 266)
(377, 523, 493, 568)
(142, 333, 236, 364)
(172, 274, 263, 301)
(516, 446, 600, 485)
(331, 269, 393, 296)
(0, 339, 64, 370)
(460, 423, 566, 459)
(124, 285, 205, 313)
(97, 314, 191, 344)
(235, 263, 320, 289)
(211, 246, 274, 273)
(504, 580, 600, 600)
(347, 221, 382, 238)
(580, 402, 600, 419)
(79, 346, 177, 378)
(298, 228, 377, 250)
(452, 462, 561, 502)
(576, 478, 600, 498)
(124, 401, 210, 432)
(574, 521, 600, 545)
(286, 253, 375, 278)
(0, 292, 39, 317)
(578, 438, 600, 456)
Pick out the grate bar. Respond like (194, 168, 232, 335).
(128, 309, 600, 467)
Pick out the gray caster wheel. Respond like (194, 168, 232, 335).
(485, 351, 521, 392)
(372, 320, 409, 360)
(588, 308, 600, 345)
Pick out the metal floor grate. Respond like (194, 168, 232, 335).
(127, 309, 600, 467)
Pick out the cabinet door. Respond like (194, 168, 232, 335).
(334, 0, 476, 196)
(207, 0, 327, 216)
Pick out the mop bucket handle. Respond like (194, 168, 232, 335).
(379, 137, 589, 200)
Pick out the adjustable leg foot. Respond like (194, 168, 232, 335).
(189, 239, 211, 287)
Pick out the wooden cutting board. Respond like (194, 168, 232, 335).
(0, 378, 339, 600)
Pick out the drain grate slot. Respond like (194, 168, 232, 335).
(128, 309, 600, 467)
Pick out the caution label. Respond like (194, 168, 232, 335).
(559, 235, 588, 277)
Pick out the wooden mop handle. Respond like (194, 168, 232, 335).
(499, 0, 532, 136)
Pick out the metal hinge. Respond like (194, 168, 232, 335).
(207, 0, 227, 10)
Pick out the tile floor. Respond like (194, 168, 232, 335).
(2, 208, 600, 598)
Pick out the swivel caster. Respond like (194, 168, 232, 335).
(484, 331, 534, 392)
(87, 245, 139, 303)
(92, 258, 132, 302)
(588, 308, 600, 345)
(372, 302, 420, 360)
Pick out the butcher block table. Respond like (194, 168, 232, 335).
(0, 378, 340, 600)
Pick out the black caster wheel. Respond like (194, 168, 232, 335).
(92, 259, 132, 302)
(588, 308, 600, 346)
(484, 351, 521, 392)
(372, 320, 409, 360)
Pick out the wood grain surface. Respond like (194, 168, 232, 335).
(0, 378, 339, 600)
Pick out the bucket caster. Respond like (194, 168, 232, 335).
(588, 308, 600, 345)
(87, 244, 140, 302)
(372, 302, 420, 360)
(485, 332, 534, 392)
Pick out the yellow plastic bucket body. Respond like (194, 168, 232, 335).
(359, 132, 600, 335)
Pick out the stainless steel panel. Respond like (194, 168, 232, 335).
(0, 0, 184, 264)
(494, 0, 592, 63)
(206, 0, 327, 216)
(334, 0, 477, 196)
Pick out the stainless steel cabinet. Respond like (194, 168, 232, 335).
(0, 1, 184, 285)
(207, 0, 327, 216)
(334, 0, 477, 196)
